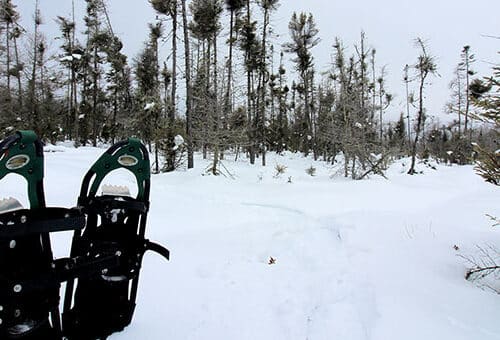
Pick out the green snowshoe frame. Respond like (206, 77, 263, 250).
(63, 138, 169, 340)
(0, 130, 44, 208)
(0, 131, 89, 340)
(0, 132, 169, 340)
(82, 137, 150, 201)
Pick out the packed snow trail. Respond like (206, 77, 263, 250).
(1, 145, 498, 339)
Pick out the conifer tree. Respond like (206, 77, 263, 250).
(284, 12, 320, 155)
(0, 0, 19, 104)
(27, 0, 42, 135)
(105, 35, 131, 143)
(0, 0, 23, 132)
(460, 45, 475, 136)
(256, 0, 279, 166)
(134, 43, 160, 151)
(56, 15, 80, 140)
(224, 0, 245, 139)
(80, 0, 110, 146)
(408, 38, 437, 175)
(150, 0, 179, 172)
(472, 58, 499, 185)
(239, 0, 260, 164)
(180, 0, 194, 168)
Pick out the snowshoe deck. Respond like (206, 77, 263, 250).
(63, 138, 169, 340)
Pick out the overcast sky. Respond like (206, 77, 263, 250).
(15, 0, 500, 124)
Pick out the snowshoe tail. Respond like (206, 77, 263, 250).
(0, 131, 86, 340)
(63, 138, 169, 340)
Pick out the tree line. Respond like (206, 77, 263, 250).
(0, 0, 497, 177)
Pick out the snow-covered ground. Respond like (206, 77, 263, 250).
(2, 145, 499, 340)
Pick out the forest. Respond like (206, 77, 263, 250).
(0, 0, 498, 182)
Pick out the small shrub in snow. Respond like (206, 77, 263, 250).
(306, 166, 316, 177)
(268, 257, 276, 265)
(461, 245, 500, 294)
(274, 164, 287, 178)
(473, 144, 500, 186)
(160, 137, 186, 172)
(486, 214, 499, 227)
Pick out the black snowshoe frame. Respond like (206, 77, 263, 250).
(0, 132, 169, 340)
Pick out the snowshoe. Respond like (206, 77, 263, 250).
(0, 131, 87, 339)
(62, 138, 169, 339)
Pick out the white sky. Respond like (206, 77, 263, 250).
(15, 0, 500, 125)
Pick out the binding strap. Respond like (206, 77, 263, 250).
(144, 240, 170, 261)
(0, 256, 121, 305)
(78, 196, 149, 214)
(0, 208, 85, 239)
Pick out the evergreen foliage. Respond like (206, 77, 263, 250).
(0, 2, 496, 175)
(472, 58, 500, 185)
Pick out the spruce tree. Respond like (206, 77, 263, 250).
(284, 12, 320, 155)
(408, 39, 437, 175)
(472, 58, 499, 185)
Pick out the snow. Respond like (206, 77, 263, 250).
(174, 134, 184, 147)
(60, 53, 83, 62)
(2, 146, 499, 339)
(173, 135, 184, 151)
(60, 56, 72, 62)
(144, 102, 155, 111)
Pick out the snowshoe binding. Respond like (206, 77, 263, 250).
(0, 131, 86, 339)
(62, 138, 169, 339)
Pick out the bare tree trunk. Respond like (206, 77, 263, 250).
(311, 72, 318, 160)
(404, 64, 411, 151)
(31, 0, 40, 134)
(6, 21, 11, 101)
(112, 89, 117, 144)
(344, 152, 349, 178)
(212, 34, 219, 175)
(66, 62, 72, 138)
(379, 82, 383, 141)
(351, 155, 356, 179)
(223, 8, 235, 160)
(464, 47, 470, 138)
(92, 44, 98, 147)
(259, 7, 269, 166)
(72, 0, 79, 144)
(166, 6, 178, 171)
(203, 40, 211, 160)
(278, 52, 285, 153)
(171, 9, 177, 117)
(408, 72, 426, 175)
(181, 0, 193, 168)
(456, 68, 462, 137)
(66, 14, 74, 140)
(246, 0, 255, 165)
(371, 50, 376, 122)
(13, 34, 22, 109)
(359, 32, 365, 113)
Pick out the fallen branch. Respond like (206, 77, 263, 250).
(357, 154, 388, 180)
